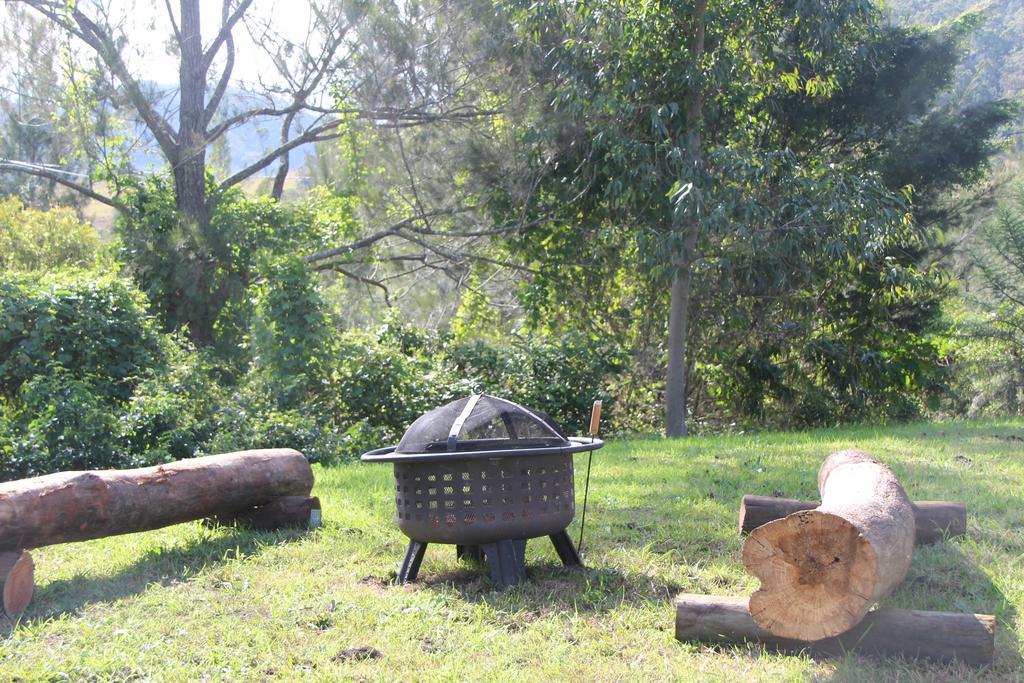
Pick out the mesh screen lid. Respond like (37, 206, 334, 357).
(395, 394, 569, 454)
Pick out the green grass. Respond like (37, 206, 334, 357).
(2, 420, 1023, 681)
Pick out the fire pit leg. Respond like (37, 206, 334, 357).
(456, 545, 484, 564)
(481, 539, 528, 588)
(549, 529, 583, 567)
(396, 540, 427, 584)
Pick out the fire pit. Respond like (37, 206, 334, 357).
(361, 394, 603, 587)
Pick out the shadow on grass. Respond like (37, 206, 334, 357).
(819, 545, 1023, 678)
(413, 557, 684, 614)
(1, 525, 312, 634)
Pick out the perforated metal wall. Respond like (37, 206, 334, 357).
(392, 453, 575, 544)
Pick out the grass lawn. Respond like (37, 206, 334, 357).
(2, 419, 1023, 681)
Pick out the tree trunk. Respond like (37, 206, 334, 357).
(674, 594, 995, 667)
(738, 495, 966, 544)
(0, 449, 313, 552)
(172, 0, 215, 343)
(175, 0, 209, 235)
(665, 262, 693, 436)
(743, 450, 916, 640)
(664, 0, 707, 437)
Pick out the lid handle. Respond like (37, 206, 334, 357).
(447, 393, 483, 451)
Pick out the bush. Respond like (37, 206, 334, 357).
(0, 270, 165, 402)
(2, 369, 122, 478)
(332, 329, 469, 442)
(118, 341, 226, 464)
(116, 178, 357, 359)
(444, 332, 627, 434)
(249, 256, 334, 409)
(0, 197, 101, 272)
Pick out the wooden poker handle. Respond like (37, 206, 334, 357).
(589, 400, 603, 436)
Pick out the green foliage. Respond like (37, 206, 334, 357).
(249, 256, 334, 408)
(0, 270, 164, 402)
(332, 328, 467, 440)
(445, 331, 628, 434)
(494, 0, 1009, 430)
(951, 183, 1024, 415)
(118, 340, 226, 464)
(2, 368, 121, 478)
(116, 177, 352, 356)
(0, 270, 168, 478)
(0, 197, 101, 271)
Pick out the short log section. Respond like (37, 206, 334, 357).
(743, 450, 916, 640)
(739, 496, 966, 545)
(0, 550, 33, 617)
(0, 449, 314, 552)
(674, 594, 995, 666)
(213, 495, 322, 531)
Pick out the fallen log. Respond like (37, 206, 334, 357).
(212, 495, 322, 531)
(0, 449, 313, 552)
(0, 550, 33, 617)
(738, 496, 966, 544)
(744, 450, 916, 640)
(674, 594, 995, 667)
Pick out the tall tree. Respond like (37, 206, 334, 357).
(503, 0, 919, 435)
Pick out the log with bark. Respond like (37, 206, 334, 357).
(743, 450, 916, 640)
(0, 449, 314, 552)
(738, 495, 966, 544)
(674, 594, 996, 666)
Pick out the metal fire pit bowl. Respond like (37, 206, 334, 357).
(361, 394, 603, 587)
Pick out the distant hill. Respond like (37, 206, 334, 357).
(128, 84, 316, 176)
(889, 0, 1023, 150)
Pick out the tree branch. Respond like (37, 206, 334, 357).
(203, 0, 254, 70)
(304, 207, 473, 264)
(203, 32, 234, 129)
(0, 160, 123, 210)
(18, 1, 180, 159)
(218, 118, 348, 189)
(319, 263, 392, 306)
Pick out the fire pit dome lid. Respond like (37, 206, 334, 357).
(361, 394, 604, 462)
(399, 394, 568, 452)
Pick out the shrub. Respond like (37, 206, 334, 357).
(118, 341, 226, 464)
(444, 332, 627, 434)
(0, 197, 101, 272)
(332, 330, 460, 441)
(0, 270, 165, 402)
(3, 369, 122, 478)
(116, 178, 357, 358)
(249, 256, 334, 409)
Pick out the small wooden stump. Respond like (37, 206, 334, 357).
(214, 496, 322, 531)
(675, 594, 995, 666)
(738, 496, 966, 544)
(743, 450, 916, 640)
(0, 550, 33, 617)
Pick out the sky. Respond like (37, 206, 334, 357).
(107, 0, 316, 88)
(0, 0, 318, 88)
(1, 1, 333, 175)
